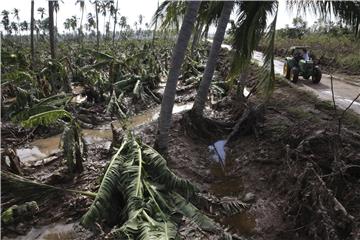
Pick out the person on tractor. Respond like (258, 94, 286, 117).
(303, 49, 309, 61)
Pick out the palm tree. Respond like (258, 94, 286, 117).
(48, 0, 56, 59)
(154, 1, 201, 153)
(191, 1, 234, 116)
(37, 7, 46, 19)
(100, 1, 108, 39)
(76, 0, 85, 41)
(19, 21, 28, 33)
(87, 13, 96, 34)
(12, 8, 20, 39)
(138, 14, 143, 37)
(93, 0, 100, 49)
(64, 18, 71, 34)
(30, 0, 35, 70)
(70, 16, 78, 35)
(111, 0, 119, 45)
(1, 10, 11, 35)
(10, 22, 18, 36)
(119, 16, 127, 38)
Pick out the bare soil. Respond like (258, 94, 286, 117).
(2, 78, 360, 240)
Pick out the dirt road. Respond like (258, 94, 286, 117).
(253, 51, 360, 115)
(217, 41, 360, 115)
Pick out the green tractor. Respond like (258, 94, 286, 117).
(283, 46, 322, 84)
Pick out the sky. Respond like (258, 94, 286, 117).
(0, 0, 322, 34)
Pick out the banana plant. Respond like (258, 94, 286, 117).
(81, 133, 246, 239)
(21, 109, 85, 173)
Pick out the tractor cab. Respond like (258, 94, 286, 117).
(283, 46, 321, 84)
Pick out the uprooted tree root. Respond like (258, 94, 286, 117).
(181, 110, 234, 142)
(284, 130, 360, 240)
(181, 102, 265, 144)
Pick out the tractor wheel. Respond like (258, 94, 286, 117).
(283, 62, 290, 79)
(290, 67, 299, 83)
(303, 76, 310, 80)
(312, 67, 322, 84)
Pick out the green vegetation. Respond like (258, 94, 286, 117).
(1, 1, 360, 239)
(260, 17, 360, 74)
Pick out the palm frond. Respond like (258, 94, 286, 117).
(256, 2, 278, 98)
(228, 1, 276, 82)
(288, 0, 360, 36)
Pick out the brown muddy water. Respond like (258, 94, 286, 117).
(208, 147, 256, 236)
(2, 223, 78, 240)
(15, 103, 194, 165)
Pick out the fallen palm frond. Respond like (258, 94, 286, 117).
(1, 171, 96, 206)
(81, 133, 241, 239)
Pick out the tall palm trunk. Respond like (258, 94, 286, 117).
(154, 1, 201, 153)
(30, 0, 35, 70)
(79, 4, 84, 43)
(48, 0, 56, 59)
(191, 1, 234, 116)
(95, 1, 99, 49)
(112, 0, 118, 45)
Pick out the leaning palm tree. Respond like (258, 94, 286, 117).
(48, 0, 56, 59)
(154, 1, 201, 153)
(191, 1, 234, 116)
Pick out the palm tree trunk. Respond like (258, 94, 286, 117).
(30, 0, 35, 70)
(112, 0, 118, 45)
(191, 1, 234, 116)
(79, 7, 84, 43)
(95, 1, 99, 49)
(154, 1, 201, 153)
(48, 0, 56, 59)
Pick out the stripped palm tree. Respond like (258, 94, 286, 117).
(48, 0, 56, 59)
(154, 1, 201, 153)
(30, 0, 35, 70)
(111, 0, 119, 45)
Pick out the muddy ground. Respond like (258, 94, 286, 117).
(2, 73, 360, 240)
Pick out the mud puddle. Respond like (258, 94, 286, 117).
(221, 212, 256, 236)
(207, 142, 257, 236)
(16, 102, 194, 164)
(3, 223, 78, 240)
